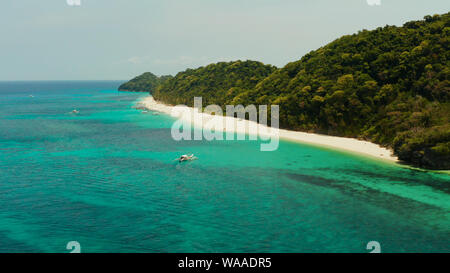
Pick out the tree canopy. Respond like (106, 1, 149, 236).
(118, 72, 172, 92)
(120, 13, 450, 169)
(152, 60, 277, 106)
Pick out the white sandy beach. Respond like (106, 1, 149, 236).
(138, 96, 398, 163)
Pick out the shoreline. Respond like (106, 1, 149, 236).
(138, 96, 399, 163)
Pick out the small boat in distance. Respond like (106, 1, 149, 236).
(71, 109, 80, 114)
(29, 95, 34, 98)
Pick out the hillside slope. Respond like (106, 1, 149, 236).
(118, 72, 172, 92)
(234, 13, 449, 169)
(122, 13, 449, 169)
(152, 60, 277, 106)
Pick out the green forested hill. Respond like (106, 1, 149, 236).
(118, 72, 172, 92)
(152, 60, 277, 106)
(235, 13, 450, 169)
(121, 13, 450, 169)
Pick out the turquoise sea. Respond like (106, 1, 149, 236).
(0, 81, 448, 253)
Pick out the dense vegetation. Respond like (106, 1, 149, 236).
(118, 72, 172, 92)
(238, 13, 450, 169)
(121, 13, 450, 169)
(152, 60, 277, 106)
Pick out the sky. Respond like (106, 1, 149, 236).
(0, 0, 449, 81)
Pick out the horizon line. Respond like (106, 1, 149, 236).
(0, 79, 128, 82)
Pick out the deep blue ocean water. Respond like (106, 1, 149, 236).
(0, 81, 448, 253)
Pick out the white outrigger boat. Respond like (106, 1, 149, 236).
(177, 154, 196, 163)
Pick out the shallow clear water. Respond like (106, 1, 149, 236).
(0, 81, 448, 253)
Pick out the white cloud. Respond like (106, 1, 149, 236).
(127, 56, 143, 64)
(152, 56, 200, 66)
(367, 0, 381, 6)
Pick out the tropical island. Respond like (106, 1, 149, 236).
(120, 13, 450, 170)
(118, 72, 172, 92)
